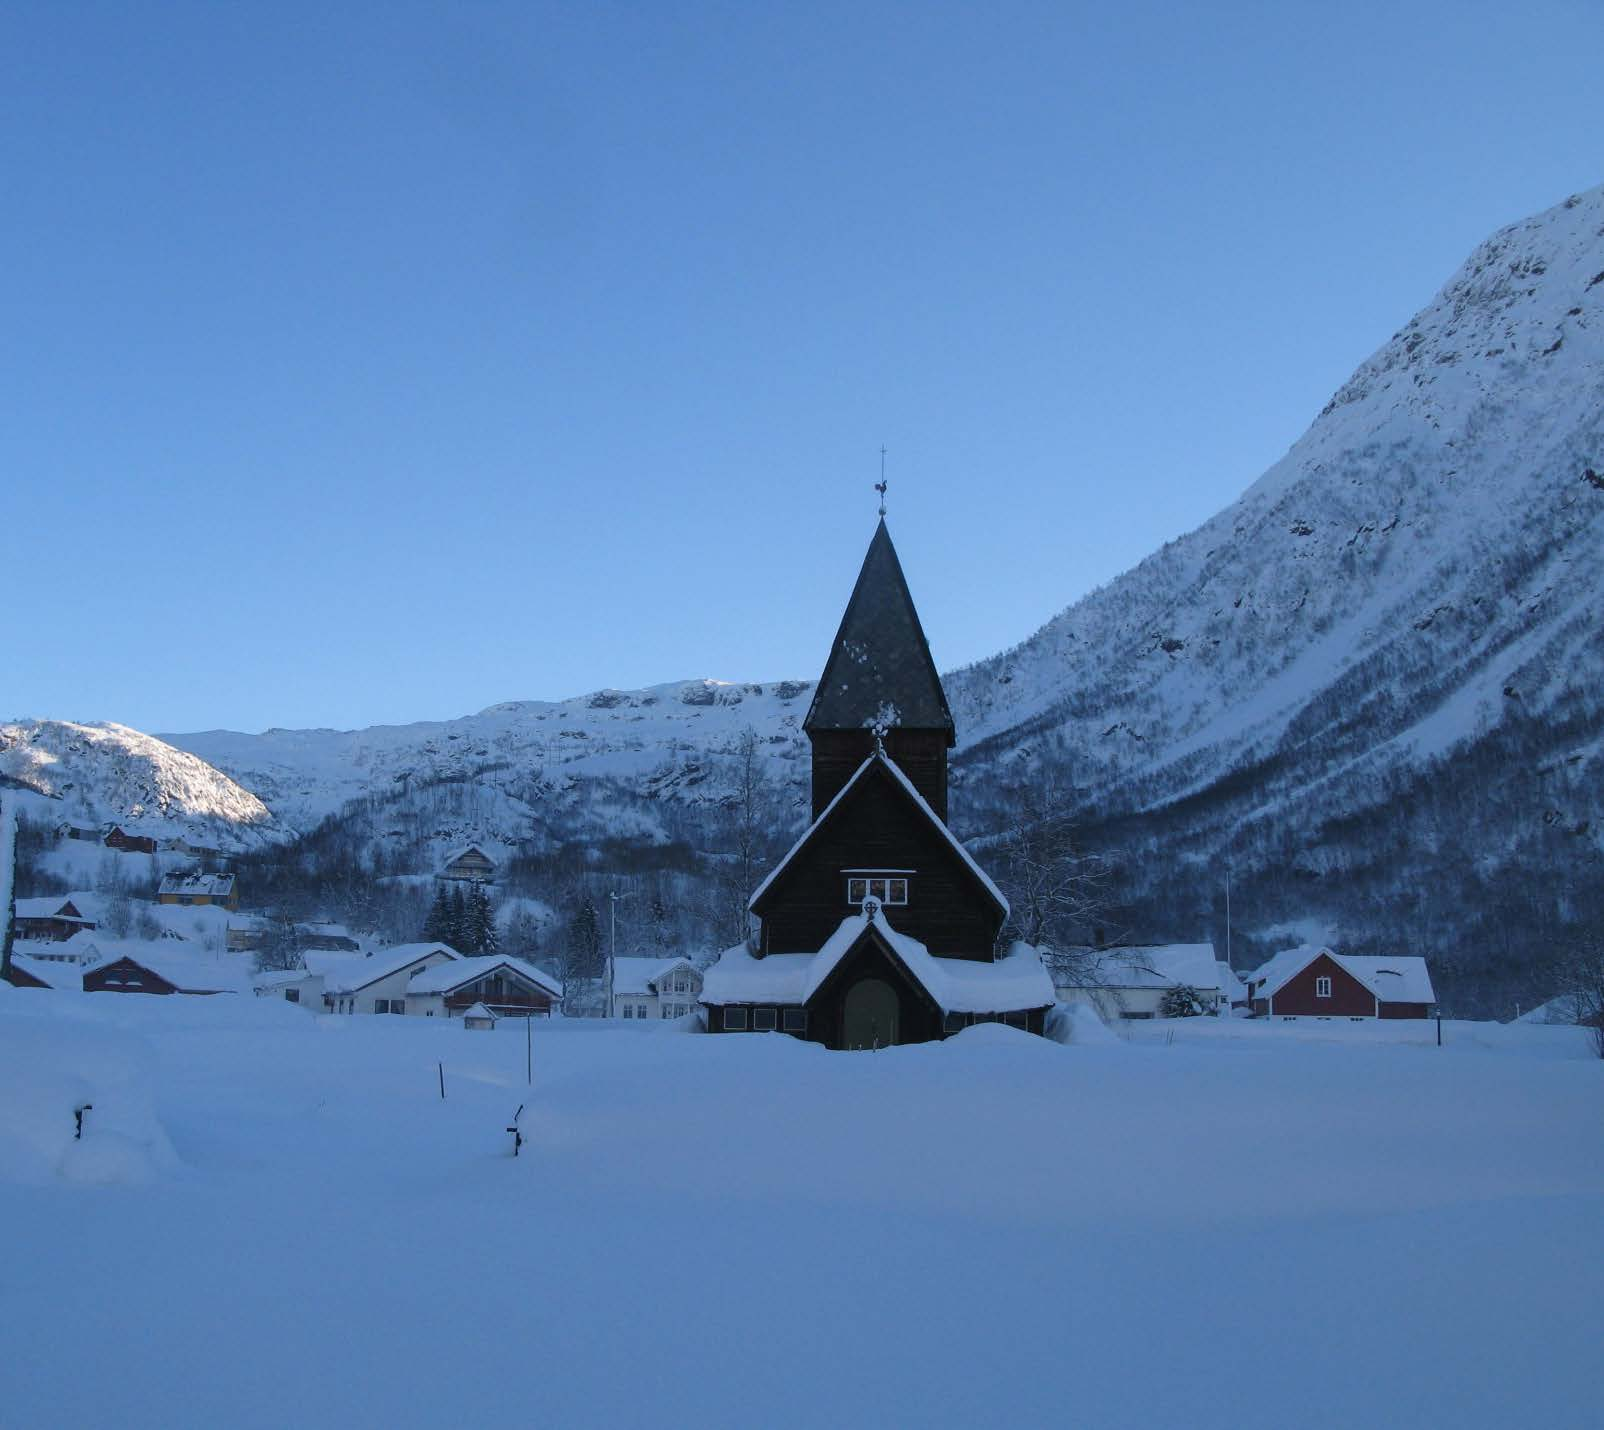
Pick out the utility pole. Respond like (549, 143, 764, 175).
(607, 890, 632, 1019)
(0, 792, 16, 984)
(1224, 860, 1233, 971)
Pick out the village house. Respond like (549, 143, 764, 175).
(1051, 943, 1229, 1020)
(103, 826, 158, 854)
(13, 896, 97, 943)
(1246, 946, 1436, 1020)
(317, 943, 461, 1015)
(611, 956, 702, 1020)
(82, 949, 250, 996)
(438, 845, 496, 883)
(700, 516, 1054, 1049)
(3, 952, 66, 989)
(253, 967, 325, 1008)
(158, 872, 239, 912)
(161, 836, 225, 860)
(405, 955, 562, 1019)
(56, 821, 104, 843)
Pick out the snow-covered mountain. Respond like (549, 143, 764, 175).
(7, 182, 1601, 1006)
(0, 719, 283, 851)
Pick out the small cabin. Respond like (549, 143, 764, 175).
(439, 845, 496, 883)
(462, 1001, 499, 1030)
(104, 826, 158, 854)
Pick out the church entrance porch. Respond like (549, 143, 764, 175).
(843, 977, 899, 1049)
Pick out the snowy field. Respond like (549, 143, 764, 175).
(2, 990, 1600, 1430)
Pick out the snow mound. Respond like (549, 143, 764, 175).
(0, 995, 179, 1186)
(1046, 1001, 1121, 1046)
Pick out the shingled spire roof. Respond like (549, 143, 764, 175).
(803, 518, 955, 739)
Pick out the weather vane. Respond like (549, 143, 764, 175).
(875, 445, 888, 517)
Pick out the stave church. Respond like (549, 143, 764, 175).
(700, 512, 1054, 1049)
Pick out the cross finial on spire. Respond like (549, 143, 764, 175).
(875, 446, 888, 517)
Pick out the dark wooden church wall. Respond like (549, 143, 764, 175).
(758, 768, 999, 958)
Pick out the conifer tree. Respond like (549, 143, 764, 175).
(448, 885, 468, 951)
(563, 894, 603, 1013)
(422, 883, 453, 945)
(466, 881, 498, 955)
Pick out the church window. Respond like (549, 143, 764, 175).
(845, 873, 910, 907)
(782, 1009, 807, 1034)
(753, 1007, 777, 1031)
(725, 1007, 749, 1031)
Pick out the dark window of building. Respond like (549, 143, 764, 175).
(1315, 976, 1332, 998)
(845, 873, 910, 907)
(943, 1011, 967, 1034)
(725, 1007, 749, 1031)
(782, 1009, 807, 1034)
(753, 1007, 777, 1031)
(285, 988, 300, 1004)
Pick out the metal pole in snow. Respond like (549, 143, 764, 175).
(1225, 861, 1232, 970)
(526, 1010, 532, 1085)
(438, 1061, 445, 1099)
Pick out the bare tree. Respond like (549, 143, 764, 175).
(993, 781, 1118, 950)
(253, 913, 304, 974)
(1557, 931, 1604, 1059)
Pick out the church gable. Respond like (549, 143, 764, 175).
(751, 752, 1006, 958)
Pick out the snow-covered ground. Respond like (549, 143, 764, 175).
(1, 990, 1599, 1429)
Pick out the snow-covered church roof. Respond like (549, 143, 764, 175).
(702, 911, 1052, 1015)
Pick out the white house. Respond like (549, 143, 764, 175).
(405, 955, 562, 1019)
(1051, 943, 1227, 1020)
(318, 943, 461, 1015)
(610, 956, 702, 1020)
(253, 967, 326, 1009)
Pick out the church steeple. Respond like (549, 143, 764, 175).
(804, 519, 955, 820)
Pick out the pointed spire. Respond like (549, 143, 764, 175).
(804, 519, 955, 739)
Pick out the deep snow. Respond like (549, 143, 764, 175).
(1, 988, 1599, 1430)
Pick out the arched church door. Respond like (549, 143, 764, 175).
(843, 978, 899, 1050)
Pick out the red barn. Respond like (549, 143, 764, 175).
(1248, 946, 1436, 1019)
(104, 826, 158, 854)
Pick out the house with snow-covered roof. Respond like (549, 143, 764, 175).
(439, 845, 496, 883)
(1246, 946, 1435, 1020)
(610, 956, 702, 1020)
(1051, 943, 1228, 1020)
(158, 871, 239, 911)
(82, 948, 251, 996)
(700, 517, 1053, 1049)
(319, 943, 460, 1015)
(405, 955, 561, 1019)
(13, 896, 97, 943)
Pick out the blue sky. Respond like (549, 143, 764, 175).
(5, 1, 1602, 734)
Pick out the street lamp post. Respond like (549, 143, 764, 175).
(607, 890, 633, 1019)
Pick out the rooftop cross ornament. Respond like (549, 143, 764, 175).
(875, 446, 888, 517)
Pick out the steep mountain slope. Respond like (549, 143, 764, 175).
(0, 720, 283, 850)
(949, 183, 1604, 789)
(944, 182, 1604, 1002)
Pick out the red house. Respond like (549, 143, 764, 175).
(1247, 946, 1436, 1019)
(104, 826, 158, 854)
(13, 897, 97, 942)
